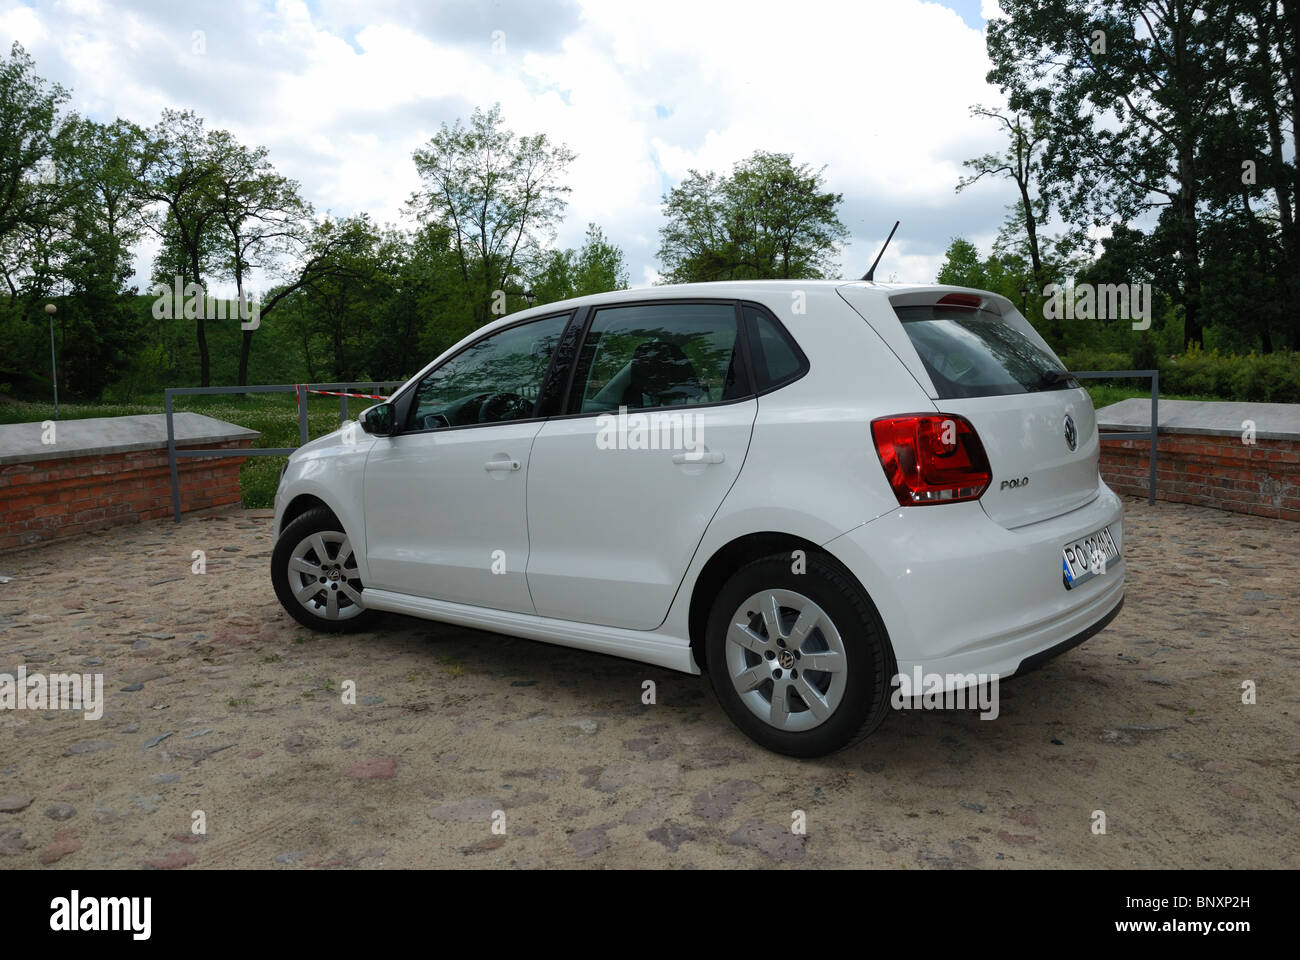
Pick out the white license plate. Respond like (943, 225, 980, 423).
(1062, 526, 1119, 590)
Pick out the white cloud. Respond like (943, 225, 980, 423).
(2, 0, 1018, 292)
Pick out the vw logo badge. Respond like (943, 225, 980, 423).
(1064, 414, 1078, 451)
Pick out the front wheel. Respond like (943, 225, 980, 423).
(271, 507, 379, 633)
(705, 553, 894, 757)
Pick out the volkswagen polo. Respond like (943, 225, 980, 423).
(271, 281, 1125, 756)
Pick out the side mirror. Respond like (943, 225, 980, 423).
(358, 402, 396, 436)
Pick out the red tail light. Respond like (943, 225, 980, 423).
(935, 292, 983, 309)
(870, 414, 992, 505)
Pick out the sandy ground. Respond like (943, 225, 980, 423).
(0, 496, 1296, 869)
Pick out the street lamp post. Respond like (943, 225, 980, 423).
(44, 303, 58, 420)
(1019, 284, 1029, 314)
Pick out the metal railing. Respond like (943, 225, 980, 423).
(164, 381, 403, 522)
(1072, 368, 1159, 505)
(162, 370, 1161, 522)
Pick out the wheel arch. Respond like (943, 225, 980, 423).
(278, 493, 337, 539)
(687, 531, 892, 672)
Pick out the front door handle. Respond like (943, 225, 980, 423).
(672, 449, 725, 465)
(485, 458, 521, 472)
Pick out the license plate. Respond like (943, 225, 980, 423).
(1062, 526, 1119, 590)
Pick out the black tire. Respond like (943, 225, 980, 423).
(271, 507, 379, 633)
(705, 552, 894, 758)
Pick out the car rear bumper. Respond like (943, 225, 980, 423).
(1010, 593, 1123, 676)
(823, 482, 1125, 687)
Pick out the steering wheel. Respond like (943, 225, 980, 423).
(478, 392, 531, 423)
(420, 412, 450, 430)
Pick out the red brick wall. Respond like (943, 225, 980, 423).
(0, 439, 253, 552)
(1101, 432, 1300, 522)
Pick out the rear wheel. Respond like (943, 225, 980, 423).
(705, 553, 893, 757)
(271, 507, 378, 633)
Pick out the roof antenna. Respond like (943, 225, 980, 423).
(862, 220, 899, 282)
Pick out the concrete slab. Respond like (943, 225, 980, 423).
(1096, 398, 1300, 441)
(0, 413, 260, 465)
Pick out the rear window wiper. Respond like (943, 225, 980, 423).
(1032, 369, 1075, 390)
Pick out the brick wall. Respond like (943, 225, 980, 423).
(0, 439, 253, 552)
(1101, 432, 1300, 522)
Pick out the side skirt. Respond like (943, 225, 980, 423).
(360, 588, 701, 675)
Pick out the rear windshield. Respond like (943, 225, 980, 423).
(894, 304, 1075, 399)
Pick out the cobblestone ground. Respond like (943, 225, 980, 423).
(0, 497, 1296, 869)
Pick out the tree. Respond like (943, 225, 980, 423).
(571, 223, 629, 295)
(935, 238, 989, 289)
(364, 223, 457, 376)
(409, 104, 575, 331)
(54, 117, 149, 397)
(137, 110, 223, 385)
(282, 215, 389, 381)
(986, 1, 1229, 349)
(0, 43, 70, 392)
(530, 222, 629, 305)
(61, 117, 147, 275)
(0, 43, 67, 257)
(957, 104, 1052, 293)
(207, 129, 311, 385)
(657, 151, 847, 282)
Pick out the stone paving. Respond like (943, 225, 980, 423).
(0, 498, 1296, 869)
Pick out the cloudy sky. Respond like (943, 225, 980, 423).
(2, 0, 1018, 293)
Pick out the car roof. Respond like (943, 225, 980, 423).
(489, 279, 944, 331)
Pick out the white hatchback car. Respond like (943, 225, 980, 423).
(271, 281, 1125, 756)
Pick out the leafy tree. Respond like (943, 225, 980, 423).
(207, 129, 311, 385)
(658, 151, 847, 282)
(986, 1, 1229, 348)
(957, 104, 1057, 292)
(283, 215, 390, 381)
(530, 222, 629, 305)
(137, 110, 223, 385)
(52, 117, 149, 397)
(935, 238, 989, 289)
(0, 43, 71, 393)
(0, 43, 67, 258)
(409, 104, 575, 330)
(571, 223, 629, 295)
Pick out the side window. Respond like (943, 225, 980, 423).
(406, 313, 570, 430)
(744, 305, 807, 391)
(569, 303, 747, 414)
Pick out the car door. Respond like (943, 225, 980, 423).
(525, 300, 758, 630)
(362, 312, 571, 613)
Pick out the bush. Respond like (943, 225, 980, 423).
(1061, 344, 1300, 403)
(102, 343, 168, 404)
(1130, 334, 1159, 372)
(1163, 346, 1300, 403)
(1058, 349, 1132, 372)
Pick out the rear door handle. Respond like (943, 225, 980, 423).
(485, 458, 521, 472)
(672, 449, 724, 465)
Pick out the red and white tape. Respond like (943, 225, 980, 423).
(294, 385, 391, 410)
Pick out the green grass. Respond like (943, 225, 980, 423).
(1082, 383, 1219, 409)
(0, 390, 375, 509)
